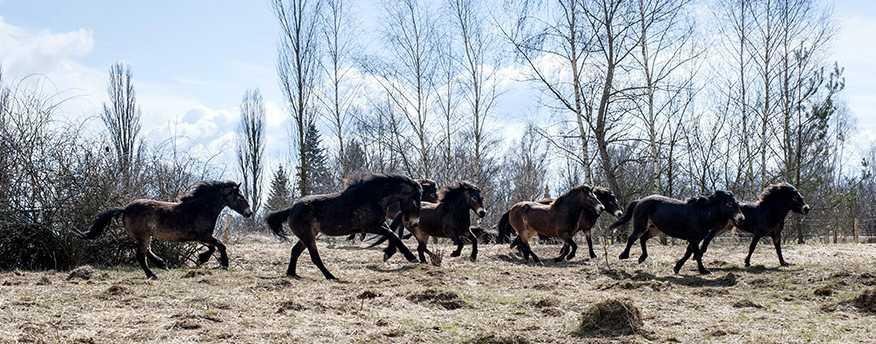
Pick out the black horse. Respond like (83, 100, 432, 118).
(346, 178, 438, 242)
(504, 187, 624, 261)
(382, 182, 486, 263)
(699, 183, 810, 267)
(266, 174, 422, 280)
(612, 191, 745, 274)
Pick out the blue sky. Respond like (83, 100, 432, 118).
(0, 0, 874, 177)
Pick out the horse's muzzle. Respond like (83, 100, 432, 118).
(476, 208, 486, 218)
(242, 207, 254, 218)
(734, 214, 746, 223)
(407, 216, 420, 228)
(613, 210, 623, 218)
(802, 204, 810, 215)
(596, 204, 605, 212)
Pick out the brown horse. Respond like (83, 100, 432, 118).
(80, 181, 253, 279)
(506, 187, 624, 261)
(266, 174, 422, 280)
(699, 183, 810, 267)
(382, 182, 486, 263)
(507, 184, 605, 263)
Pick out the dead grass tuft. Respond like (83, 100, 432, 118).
(732, 299, 763, 309)
(277, 300, 307, 313)
(66, 265, 94, 281)
(407, 289, 467, 310)
(357, 290, 381, 299)
(465, 333, 530, 344)
(575, 298, 644, 337)
(182, 270, 212, 279)
(814, 285, 834, 297)
(35, 276, 51, 286)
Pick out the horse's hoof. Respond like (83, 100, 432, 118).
(450, 252, 461, 258)
(406, 256, 419, 263)
(780, 262, 791, 267)
(638, 257, 647, 264)
(146, 275, 158, 280)
(470, 256, 477, 263)
(618, 252, 629, 260)
(672, 267, 681, 274)
(699, 269, 712, 275)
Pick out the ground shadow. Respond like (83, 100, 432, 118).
(599, 269, 739, 288)
(365, 264, 419, 273)
(494, 254, 595, 268)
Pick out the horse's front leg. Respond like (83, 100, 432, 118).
(466, 231, 478, 262)
(449, 233, 464, 257)
(367, 225, 417, 263)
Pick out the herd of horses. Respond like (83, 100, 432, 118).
(80, 174, 810, 280)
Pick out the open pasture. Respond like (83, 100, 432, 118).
(1, 239, 874, 343)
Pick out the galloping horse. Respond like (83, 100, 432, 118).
(505, 187, 624, 261)
(612, 191, 745, 274)
(506, 184, 605, 263)
(346, 178, 437, 241)
(382, 182, 486, 263)
(266, 174, 422, 280)
(699, 183, 810, 267)
(80, 181, 253, 279)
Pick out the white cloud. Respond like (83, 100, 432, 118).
(0, 17, 292, 178)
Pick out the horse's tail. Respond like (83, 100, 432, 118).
(81, 208, 124, 239)
(265, 208, 293, 240)
(497, 211, 513, 244)
(609, 200, 638, 230)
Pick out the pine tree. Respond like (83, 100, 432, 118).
(341, 139, 367, 179)
(266, 165, 294, 212)
(298, 123, 335, 195)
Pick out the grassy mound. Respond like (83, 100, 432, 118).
(575, 298, 644, 337)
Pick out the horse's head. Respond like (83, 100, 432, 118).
(442, 182, 486, 218)
(418, 179, 439, 203)
(760, 183, 810, 215)
(557, 185, 603, 214)
(223, 182, 253, 218)
(712, 190, 744, 224)
(398, 177, 423, 229)
(593, 187, 623, 218)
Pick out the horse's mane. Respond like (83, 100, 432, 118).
(438, 181, 479, 203)
(178, 180, 236, 203)
(343, 173, 417, 195)
(552, 184, 594, 209)
(592, 186, 612, 197)
(757, 183, 797, 204)
(686, 190, 734, 206)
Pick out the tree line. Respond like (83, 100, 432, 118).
(0, 0, 873, 271)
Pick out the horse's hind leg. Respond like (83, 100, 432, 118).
(136, 241, 157, 280)
(638, 234, 651, 264)
(367, 226, 418, 263)
(416, 239, 428, 264)
(522, 241, 540, 264)
(450, 235, 464, 257)
(673, 242, 695, 274)
(619, 215, 647, 260)
(286, 241, 306, 277)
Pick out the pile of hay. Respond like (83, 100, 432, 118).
(575, 298, 644, 337)
(66, 265, 94, 281)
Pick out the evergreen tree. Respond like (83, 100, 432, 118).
(298, 123, 335, 195)
(341, 139, 368, 179)
(266, 165, 294, 212)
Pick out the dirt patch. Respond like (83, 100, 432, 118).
(732, 299, 763, 309)
(182, 270, 212, 279)
(407, 289, 467, 310)
(35, 276, 51, 286)
(854, 289, 876, 313)
(814, 286, 834, 297)
(574, 298, 644, 337)
(357, 290, 381, 300)
(276, 300, 307, 313)
(66, 266, 94, 281)
(465, 333, 530, 344)
(528, 296, 560, 308)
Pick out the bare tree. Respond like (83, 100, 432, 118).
(236, 89, 266, 217)
(318, 0, 360, 181)
(100, 62, 143, 183)
(367, 0, 440, 178)
(450, 0, 500, 186)
(273, 0, 323, 196)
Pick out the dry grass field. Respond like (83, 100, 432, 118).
(1, 236, 874, 343)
